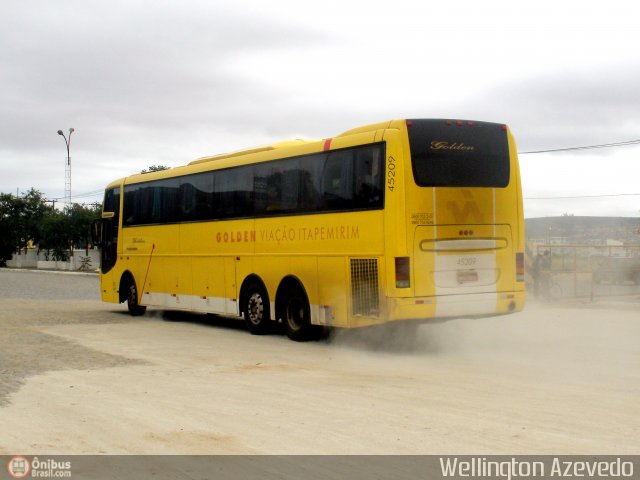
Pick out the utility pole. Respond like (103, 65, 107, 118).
(57, 128, 75, 209)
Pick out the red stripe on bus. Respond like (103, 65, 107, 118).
(323, 139, 332, 151)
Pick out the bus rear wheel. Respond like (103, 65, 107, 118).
(126, 279, 146, 316)
(243, 283, 271, 335)
(282, 286, 320, 342)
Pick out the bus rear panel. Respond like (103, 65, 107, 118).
(386, 119, 525, 321)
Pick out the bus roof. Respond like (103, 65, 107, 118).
(189, 120, 400, 166)
(189, 139, 315, 165)
(109, 119, 415, 188)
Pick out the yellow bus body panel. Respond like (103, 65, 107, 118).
(99, 119, 525, 329)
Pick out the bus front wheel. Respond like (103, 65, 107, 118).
(243, 283, 271, 335)
(126, 279, 146, 316)
(282, 286, 320, 342)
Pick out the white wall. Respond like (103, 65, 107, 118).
(6, 249, 101, 271)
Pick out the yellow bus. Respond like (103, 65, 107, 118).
(94, 119, 525, 341)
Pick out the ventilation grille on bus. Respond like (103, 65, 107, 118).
(350, 258, 380, 317)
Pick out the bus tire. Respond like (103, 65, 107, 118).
(126, 278, 146, 316)
(243, 282, 271, 335)
(282, 285, 320, 342)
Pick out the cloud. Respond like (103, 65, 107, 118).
(466, 65, 640, 151)
(0, 1, 327, 156)
(1, 1, 639, 218)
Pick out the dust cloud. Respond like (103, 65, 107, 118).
(326, 300, 640, 394)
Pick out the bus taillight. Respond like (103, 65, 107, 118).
(395, 257, 410, 288)
(516, 252, 525, 282)
(444, 120, 474, 127)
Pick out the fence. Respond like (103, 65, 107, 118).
(527, 243, 640, 301)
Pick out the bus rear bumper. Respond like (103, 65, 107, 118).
(386, 290, 526, 323)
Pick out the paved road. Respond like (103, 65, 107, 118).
(1, 269, 639, 454)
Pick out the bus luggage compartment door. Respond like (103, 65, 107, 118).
(413, 225, 513, 300)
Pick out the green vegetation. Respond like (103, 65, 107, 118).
(0, 188, 101, 265)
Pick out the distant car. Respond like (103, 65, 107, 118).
(592, 256, 640, 285)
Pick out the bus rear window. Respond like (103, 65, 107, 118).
(407, 119, 510, 188)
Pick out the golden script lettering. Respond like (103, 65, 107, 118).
(430, 141, 475, 152)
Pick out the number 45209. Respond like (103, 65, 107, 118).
(387, 156, 396, 192)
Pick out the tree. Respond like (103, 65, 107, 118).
(38, 210, 70, 261)
(39, 203, 102, 259)
(1, 189, 101, 265)
(66, 203, 102, 253)
(0, 193, 19, 264)
(0, 189, 49, 265)
(141, 165, 170, 174)
(19, 189, 50, 248)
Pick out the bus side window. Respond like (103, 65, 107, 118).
(280, 165, 300, 212)
(180, 181, 196, 219)
(123, 186, 137, 225)
(252, 164, 268, 215)
(298, 155, 323, 212)
(181, 172, 214, 221)
(151, 178, 179, 223)
(322, 150, 354, 209)
(216, 166, 253, 218)
(262, 158, 301, 213)
(354, 146, 383, 208)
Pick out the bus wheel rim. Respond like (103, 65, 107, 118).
(129, 284, 137, 305)
(247, 293, 264, 325)
(286, 297, 304, 331)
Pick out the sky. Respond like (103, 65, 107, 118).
(1, 0, 639, 218)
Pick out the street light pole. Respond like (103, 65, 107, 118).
(57, 128, 75, 208)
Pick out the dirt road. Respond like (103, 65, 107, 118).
(1, 269, 639, 454)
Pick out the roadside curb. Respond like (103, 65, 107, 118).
(2, 267, 99, 277)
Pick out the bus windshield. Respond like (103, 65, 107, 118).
(408, 119, 510, 188)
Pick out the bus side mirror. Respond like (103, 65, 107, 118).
(91, 219, 103, 247)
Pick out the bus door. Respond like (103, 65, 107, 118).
(100, 186, 120, 274)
